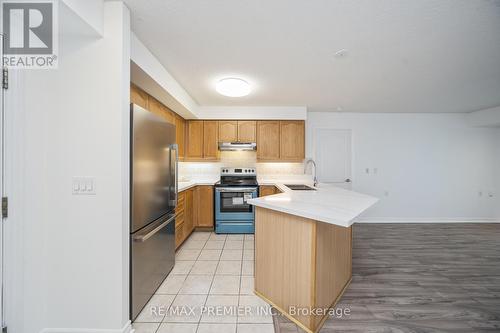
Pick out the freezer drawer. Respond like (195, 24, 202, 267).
(130, 213, 175, 320)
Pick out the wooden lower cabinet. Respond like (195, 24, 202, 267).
(185, 187, 194, 233)
(255, 207, 352, 333)
(175, 190, 186, 249)
(175, 188, 192, 249)
(175, 186, 213, 250)
(175, 222, 185, 249)
(259, 185, 277, 197)
(196, 186, 214, 227)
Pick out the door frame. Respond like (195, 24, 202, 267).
(0, 31, 5, 330)
(0, 29, 26, 332)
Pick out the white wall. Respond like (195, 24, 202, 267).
(5, 2, 131, 332)
(307, 112, 500, 222)
(497, 131, 500, 219)
(62, 0, 104, 35)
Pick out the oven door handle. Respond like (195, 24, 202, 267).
(216, 187, 258, 193)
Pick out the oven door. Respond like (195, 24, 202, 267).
(215, 187, 258, 221)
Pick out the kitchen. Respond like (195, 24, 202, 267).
(129, 95, 378, 333)
(1, 1, 499, 333)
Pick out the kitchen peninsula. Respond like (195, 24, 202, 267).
(248, 184, 378, 333)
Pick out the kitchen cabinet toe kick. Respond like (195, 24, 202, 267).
(254, 207, 353, 333)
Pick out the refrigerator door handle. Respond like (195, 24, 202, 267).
(133, 214, 175, 243)
(170, 143, 179, 207)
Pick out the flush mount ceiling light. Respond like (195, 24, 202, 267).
(216, 78, 251, 97)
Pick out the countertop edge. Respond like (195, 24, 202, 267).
(247, 182, 379, 228)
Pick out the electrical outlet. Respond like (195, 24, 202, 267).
(72, 177, 96, 195)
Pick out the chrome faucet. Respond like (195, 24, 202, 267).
(304, 159, 318, 187)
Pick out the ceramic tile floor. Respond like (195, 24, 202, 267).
(133, 231, 275, 333)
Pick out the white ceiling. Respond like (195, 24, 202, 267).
(124, 0, 500, 113)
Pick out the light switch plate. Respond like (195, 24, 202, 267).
(72, 177, 96, 195)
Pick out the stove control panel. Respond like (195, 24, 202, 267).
(221, 167, 256, 176)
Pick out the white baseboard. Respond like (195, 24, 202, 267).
(40, 321, 132, 333)
(354, 217, 500, 223)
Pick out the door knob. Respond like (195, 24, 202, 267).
(345, 179, 351, 183)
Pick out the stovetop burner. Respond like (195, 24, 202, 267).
(215, 167, 258, 187)
(215, 179, 258, 187)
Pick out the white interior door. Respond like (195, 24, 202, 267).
(314, 129, 352, 189)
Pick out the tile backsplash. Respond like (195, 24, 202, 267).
(179, 151, 305, 178)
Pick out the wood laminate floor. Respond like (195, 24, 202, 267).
(275, 223, 500, 333)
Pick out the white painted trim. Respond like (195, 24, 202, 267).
(466, 106, 500, 127)
(196, 106, 307, 120)
(355, 217, 500, 223)
(130, 33, 198, 118)
(40, 320, 132, 333)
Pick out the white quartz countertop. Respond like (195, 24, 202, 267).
(178, 177, 219, 192)
(247, 183, 378, 227)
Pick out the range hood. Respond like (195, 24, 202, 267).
(218, 142, 257, 151)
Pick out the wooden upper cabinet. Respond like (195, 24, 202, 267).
(162, 106, 176, 124)
(148, 97, 175, 124)
(174, 115, 186, 160)
(148, 97, 164, 118)
(203, 121, 219, 159)
(218, 120, 256, 143)
(186, 120, 220, 160)
(130, 84, 148, 109)
(218, 121, 238, 142)
(186, 120, 204, 159)
(280, 120, 305, 161)
(238, 121, 256, 142)
(257, 121, 280, 160)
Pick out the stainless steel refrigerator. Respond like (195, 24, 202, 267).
(130, 104, 178, 320)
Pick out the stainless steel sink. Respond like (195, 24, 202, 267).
(284, 184, 316, 191)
